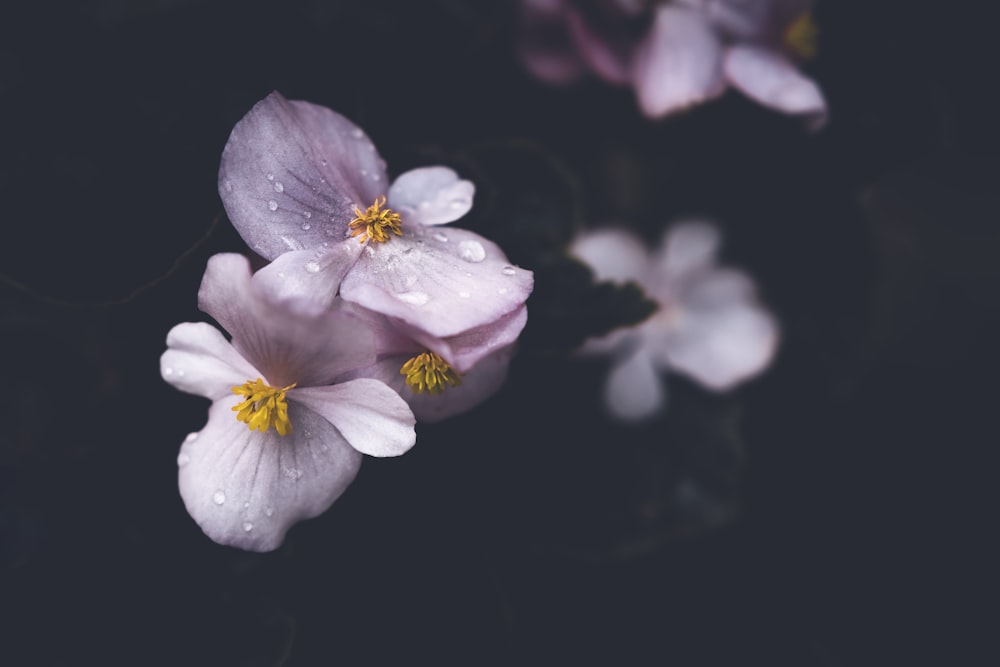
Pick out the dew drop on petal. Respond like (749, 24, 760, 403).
(498, 287, 509, 295)
(459, 290, 471, 298)
(177, 452, 190, 467)
(163, 367, 173, 376)
(419, 200, 431, 210)
(266, 173, 274, 181)
(213, 490, 226, 505)
(502, 265, 517, 276)
(395, 291, 429, 305)
(265, 507, 275, 517)
(351, 128, 364, 139)
(184, 432, 198, 443)
(449, 198, 469, 210)
(283, 467, 304, 481)
(242, 522, 254, 532)
(320, 158, 328, 166)
(371, 173, 381, 182)
(433, 232, 448, 242)
(223, 179, 233, 193)
(267, 200, 278, 211)
(274, 182, 284, 193)
(176, 369, 185, 377)
(304, 260, 321, 273)
(360, 169, 368, 176)
(458, 240, 486, 262)
(301, 222, 311, 231)
(302, 211, 312, 219)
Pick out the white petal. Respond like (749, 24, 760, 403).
(251, 245, 359, 309)
(724, 45, 828, 125)
(177, 397, 363, 552)
(161, 322, 259, 400)
(293, 380, 417, 458)
(339, 226, 534, 339)
(662, 269, 779, 389)
(569, 227, 651, 284)
(652, 221, 722, 282)
(387, 167, 475, 226)
(604, 346, 666, 421)
(633, 5, 726, 118)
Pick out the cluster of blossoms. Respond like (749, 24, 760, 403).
(161, 92, 534, 551)
(570, 222, 778, 421)
(517, 0, 828, 127)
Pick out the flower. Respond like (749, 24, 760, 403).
(218, 91, 534, 346)
(333, 302, 527, 423)
(160, 253, 417, 551)
(517, 0, 828, 127)
(569, 222, 779, 421)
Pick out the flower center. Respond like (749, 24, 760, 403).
(399, 352, 462, 395)
(349, 195, 403, 244)
(783, 11, 818, 60)
(231, 378, 297, 436)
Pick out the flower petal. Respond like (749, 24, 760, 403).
(565, 6, 634, 85)
(633, 5, 726, 118)
(161, 322, 260, 400)
(395, 304, 528, 373)
(569, 227, 651, 284)
(723, 45, 827, 126)
(605, 346, 665, 421)
(250, 245, 360, 309)
(218, 91, 389, 260)
(177, 397, 363, 552)
(651, 221, 722, 283)
(198, 253, 376, 387)
(292, 380, 417, 457)
(339, 226, 534, 338)
(661, 268, 779, 390)
(516, 0, 588, 84)
(388, 167, 476, 226)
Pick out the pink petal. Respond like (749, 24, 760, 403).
(633, 5, 726, 118)
(197, 253, 375, 387)
(516, 0, 588, 84)
(218, 91, 389, 260)
(569, 227, 651, 284)
(293, 380, 417, 458)
(161, 322, 260, 400)
(387, 167, 475, 226)
(339, 226, 533, 339)
(651, 221, 722, 285)
(250, 245, 360, 309)
(724, 45, 828, 125)
(565, 7, 634, 85)
(398, 304, 528, 373)
(177, 397, 363, 552)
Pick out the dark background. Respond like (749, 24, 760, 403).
(1, 1, 996, 665)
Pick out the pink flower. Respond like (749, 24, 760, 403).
(570, 222, 779, 421)
(218, 91, 534, 344)
(517, 0, 828, 127)
(160, 253, 416, 551)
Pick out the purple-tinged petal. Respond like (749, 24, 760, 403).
(349, 344, 516, 423)
(565, 7, 634, 85)
(197, 253, 375, 387)
(219, 91, 388, 260)
(387, 167, 475, 227)
(633, 5, 726, 118)
(517, 0, 588, 84)
(339, 226, 533, 339)
(650, 221, 722, 284)
(251, 244, 360, 309)
(661, 268, 779, 390)
(605, 346, 665, 421)
(293, 380, 416, 458)
(177, 397, 363, 552)
(724, 45, 827, 126)
(569, 227, 651, 284)
(161, 322, 260, 400)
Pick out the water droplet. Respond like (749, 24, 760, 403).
(163, 367, 173, 376)
(371, 173, 381, 182)
(177, 453, 190, 467)
(266, 173, 274, 181)
(360, 168, 368, 176)
(458, 290, 471, 298)
(351, 128, 364, 139)
(501, 265, 517, 276)
(301, 222, 311, 231)
(433, 232, 448, 242)
(319, 177, 326, 184)
(283, 467, 304, 481)
(449, 198, 469, 210)
(265, 507, 274, 517)
(223, 179, 233, 192)
(404, 274, 417, 287)
(213, 490, 226, 505)
(242, 521, 254, 532)
(242, 501, 250, 509)
(273, 181, 284, 193)
(184, 432, 198, 443)
(458, 240, 486, 263)
(320, 158, 328, 166)
(395, 291, 429, 305)
(277, 271, 286, 279)
(267, 200, 278, 211)
(302, 211, 312, 219)
(176, 369, 185, 377)
(419, 200, 431, 210)
(385, 255, 401, 271)
(498, 287, 509, 295)
(304, 260, 320, 273)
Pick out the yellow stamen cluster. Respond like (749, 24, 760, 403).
(784, 11, 818, 60)
(348, 195, 403, 244)
(231, 378, 297, 436)
(400, 352, 462, 395)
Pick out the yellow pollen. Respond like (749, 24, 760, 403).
(784, 11, 819, 60)
(348, 195, 403, 244)
(400, 352, 462, 395)
(231, 378, 297, 436)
